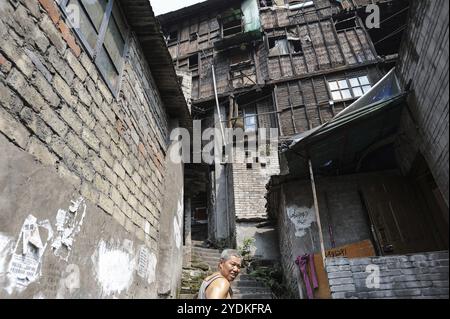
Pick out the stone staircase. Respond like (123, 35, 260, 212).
(179, 245, 273, 299)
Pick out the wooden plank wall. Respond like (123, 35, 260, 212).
(276, 66, 382, 135)
(260, 0, 340, 29)
(193, 47, 260, 101)
(340, 0, 393, 10)
(266, 18, 377, 81)
(167, 13, 221, 60)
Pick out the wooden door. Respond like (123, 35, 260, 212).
(361, 174, 440, 255)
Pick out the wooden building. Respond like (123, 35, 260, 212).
(157, 0, 411, 272)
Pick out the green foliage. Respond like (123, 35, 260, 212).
(249, 264, 291, 299)
(238, 237, 255, 268)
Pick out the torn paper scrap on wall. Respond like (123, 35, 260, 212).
(287, 206, 316, 238)
(92, 239, 135, 297)
(137, 245, 157, 284)
(56, 264, 80, 299)
(52, 197, 87, 261)
(0, 233, 14, 279)
(173, 193, 184, 249)
(5, 215, 53, 294)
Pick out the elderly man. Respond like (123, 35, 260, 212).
(198, 249, 242, 299)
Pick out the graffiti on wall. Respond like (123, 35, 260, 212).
(287, 205, 316, 238)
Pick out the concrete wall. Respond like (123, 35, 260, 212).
(326, 251, 449, 299)
(236, 223, 280, 261)
(0, 0, 183, 298)
(0, 133, 158, 298)
(156, 138, 185, 298)
(275, 173, 375, 298)
(396, 0, 449, 206)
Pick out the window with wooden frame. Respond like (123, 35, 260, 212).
(58, 0, 129, 97)
(259, 0, 273, 7)
(268, 36, 303, 56)
(189, 54, 199, 71)
(328, 76, 372, 101)
(221, 8, 243, 38)
(244, 106, 258, 132)
(189, 32, 199, 42)
(167, 30, 179, 45)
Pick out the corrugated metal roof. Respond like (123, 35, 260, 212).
(280, 93, 407, 179)
(118, 0, 191, 129)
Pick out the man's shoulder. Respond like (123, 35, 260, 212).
(206, 277, 231, 299)
(209, 277, 230, 289)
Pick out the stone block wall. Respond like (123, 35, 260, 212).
(396, 0, 449, 206)
(0, 0, 167, 251)
(326, 251, 449, 299)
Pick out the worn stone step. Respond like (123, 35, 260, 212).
(233, 293, 273, 299)
(192, 256, 219, 263)
(192, 251, 222, 258)
(233, 274, 255, 281)
(191, 253, 221, 260)
(232, 280, 266, 288)
(192, 256, 220, 266)
(192, 255, 221, 262)
(179, 294, 196, 299)
(192, 246, 221, 254)
(232, 287, 272, 295)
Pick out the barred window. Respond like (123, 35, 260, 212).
(58, 0, 129, 96)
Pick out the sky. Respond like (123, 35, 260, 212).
(150, 0, 207, 16)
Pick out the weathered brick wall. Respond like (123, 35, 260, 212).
(326, 251, 449, 299)
(0, 0, 168, 248)
(396, 0, 449, 206)
(0, 0, 184, 298)
(232, 140, 280, 221)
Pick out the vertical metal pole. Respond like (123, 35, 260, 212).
(212, 65, 226, 142)
(309, 159, 326, 264)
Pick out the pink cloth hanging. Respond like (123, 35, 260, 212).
(295, 254, 319, 299)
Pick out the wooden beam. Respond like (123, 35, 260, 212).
(309, 159, 326, 264)
(212, 65, 226, 142)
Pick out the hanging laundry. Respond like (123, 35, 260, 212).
(295, 254, 319, 299)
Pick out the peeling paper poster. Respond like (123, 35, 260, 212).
(8, 253, 40, 284)
(0, 233, 14, 275)
(6, 215, 53, 293)
(137, 246, 149, 279)
(52, 197, 87, 261)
